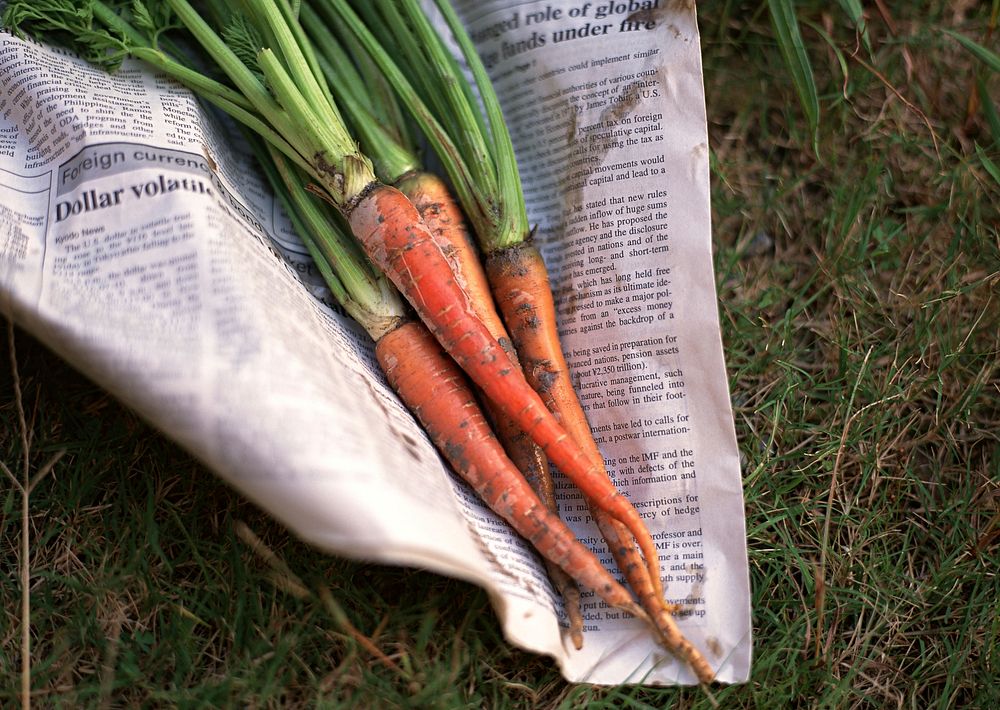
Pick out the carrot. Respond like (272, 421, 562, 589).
(345, 184, 660, 565)
(351, 187, 699, 674)
(396, 170, 585, 648)
(378, 257, 703, 680)
(486, 242, 692, 652)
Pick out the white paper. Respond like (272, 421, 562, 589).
(0, 0, 750, 685)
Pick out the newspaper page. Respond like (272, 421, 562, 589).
(0, 0, 750, 686)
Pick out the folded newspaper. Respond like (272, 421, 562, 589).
(0, 0, 751, 685)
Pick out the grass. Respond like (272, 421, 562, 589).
(3, 1, 999, 706)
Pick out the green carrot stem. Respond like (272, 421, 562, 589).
(200, 92, 316, 176)
(165, 0, 282, 121)
(299, 3, 412, 151)
(312, 0, 489, 224)
(299, 3, 418, 182)
(258, 143, 405, 339)
(241, 0, 337, 123)
(430, 0, 529, 249)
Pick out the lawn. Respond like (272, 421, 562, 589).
(2, 1, 999, 707)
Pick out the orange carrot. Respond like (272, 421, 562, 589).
(316, 0, 711, 679)
(486, 242, 716, 683)
(485, 242, 666, 602)
(345, 183, 662, 590)
(396, 169, 585, 648)
(376, 319, 646, 621)
(394, 170, 543, 490)
(304, 0, 712, 680)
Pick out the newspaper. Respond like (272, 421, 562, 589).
(0, 0, 751, 685)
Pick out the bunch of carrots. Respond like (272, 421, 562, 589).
(5, 0, 714, 683)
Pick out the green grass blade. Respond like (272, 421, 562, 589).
(975, 143, 1000, 187)
(834, 0, 872, 56)
(768, 0, 820, 154)
(978, 75, 1000, 146)
(801, 18, 848, 99)
(944, 28, 1000, 72)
